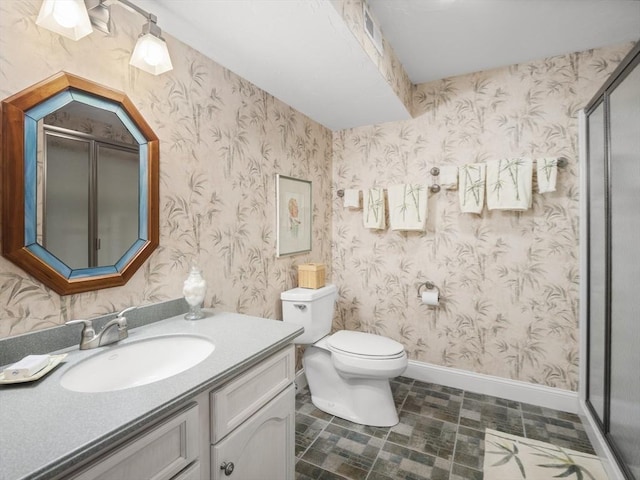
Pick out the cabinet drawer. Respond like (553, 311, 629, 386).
(71, 404, 199, 480)
(212, 345, 294, 442)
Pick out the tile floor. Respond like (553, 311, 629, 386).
(295, 377, 595, 480)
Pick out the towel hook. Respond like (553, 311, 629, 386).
(417, 281, 437, 298)
(429, 166, 441, 192)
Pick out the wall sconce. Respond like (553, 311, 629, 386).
(129, 15, 173, 75)
(36, 0, 93, 40)
(36, 0, 173, 75)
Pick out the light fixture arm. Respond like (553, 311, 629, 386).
(116, 0, 163, 38)
(84, 0, 160, 35)
(117, 0, 157, 24)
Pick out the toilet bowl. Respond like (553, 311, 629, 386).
(281, 284, 408, 427)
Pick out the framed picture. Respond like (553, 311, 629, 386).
(276, 174, 312, 257)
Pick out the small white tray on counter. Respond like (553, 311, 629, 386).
(0, 354, 67, 384)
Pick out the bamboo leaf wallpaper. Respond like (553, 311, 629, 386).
(332, 43, 633, 391)
(0, 0, 332, 336)
(0, 0, 634, 392)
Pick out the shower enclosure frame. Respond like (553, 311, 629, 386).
(581, 40, 640, 480)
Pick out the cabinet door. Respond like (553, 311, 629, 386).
(608, 58, 640, 480)
(212, 385, 294, 480)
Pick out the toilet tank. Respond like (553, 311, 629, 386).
(281, 284, 337, 344)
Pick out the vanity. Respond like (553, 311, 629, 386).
(0, 310, 303, 480)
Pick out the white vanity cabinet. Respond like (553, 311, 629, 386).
(210, 345, 295, 480)
(70, 404, 201, 480)
(63, 345, 295, 480)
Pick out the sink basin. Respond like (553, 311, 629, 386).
(60, 335, 215, 393)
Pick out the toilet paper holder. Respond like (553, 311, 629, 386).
(417, 281, 437, 298)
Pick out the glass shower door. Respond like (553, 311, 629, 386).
(608, 59, 640, 480)
(587, 101, 607, 427)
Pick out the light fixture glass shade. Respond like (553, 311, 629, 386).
(36, 0, 93, 41)
(129, 33, 173, 75)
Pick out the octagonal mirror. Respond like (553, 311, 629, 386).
(2, 72, 159, 295)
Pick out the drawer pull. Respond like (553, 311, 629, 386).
(220, 462, 235, 476)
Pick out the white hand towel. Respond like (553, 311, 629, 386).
(363, 188, 385, 229)
(537, 157, 558, 193)
(388, 184, 428, 231)
(439, 165, 458, 190)
(458, 163, 486, 214)
(486, 158, 533, 211)
(343, 189, 360, 208)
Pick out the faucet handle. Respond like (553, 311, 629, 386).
(65, 319, 95, 338)
(116, 306, 138, 328)
(116, 306, 136, 329)
(117, 306, 136, 318)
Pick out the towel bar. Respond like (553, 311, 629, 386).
(338, 157, 566, 199)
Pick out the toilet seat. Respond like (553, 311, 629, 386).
(326, 330, 405, 360)
(325, 333, 408, 379)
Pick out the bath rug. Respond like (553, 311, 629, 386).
(483, 429, 608, 480)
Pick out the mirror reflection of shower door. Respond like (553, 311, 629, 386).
(43, 131, 139, 269)
(96, 144, 139, 266)
(44, 135, 91, 270)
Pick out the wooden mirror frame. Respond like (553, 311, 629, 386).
(1, 72, 159, 295)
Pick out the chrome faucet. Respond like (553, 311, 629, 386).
(66, 307, 136, 350)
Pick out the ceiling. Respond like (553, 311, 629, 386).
(129, 0, 640, 131)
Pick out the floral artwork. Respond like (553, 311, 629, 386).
(276, 175, 312, 257)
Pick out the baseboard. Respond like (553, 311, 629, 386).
(404, 360, 579, 413)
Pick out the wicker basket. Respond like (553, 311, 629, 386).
(297, 263, 326, 289)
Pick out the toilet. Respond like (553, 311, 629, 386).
(281, 284, 407, 427)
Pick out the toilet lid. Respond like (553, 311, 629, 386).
(327, 330, 405, 358)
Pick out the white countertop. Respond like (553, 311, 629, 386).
(0, 310, 302, 480)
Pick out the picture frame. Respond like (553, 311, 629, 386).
(276, 174, 312, 257)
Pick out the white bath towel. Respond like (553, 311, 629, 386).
(486, 158, 533, 211)
(536, 157, 558, 193)
(343, 189, 360, 208)
(458, 163, 486, 214)
(388, 184, 428, 231)
(363, 188, 385, 229)
(439, 165, 459, 190)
